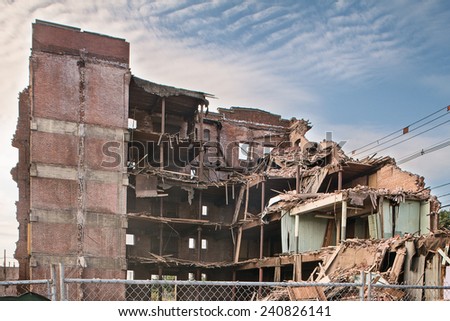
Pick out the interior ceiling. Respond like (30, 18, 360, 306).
(129, 76, 211, 117)
(341, 162, 375, 182)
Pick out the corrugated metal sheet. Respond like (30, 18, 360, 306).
(445, 266, 450, 300)
(424, 253, 441, 300)
(404, 240, 425, 300)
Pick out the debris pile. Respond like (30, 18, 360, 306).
(259, 232, 450, 301)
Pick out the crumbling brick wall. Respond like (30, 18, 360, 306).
(217, 107, 291, 126)
(11, 89, 31, 280)
(12, 21, 130, 287)
(376, 164, 425, 192)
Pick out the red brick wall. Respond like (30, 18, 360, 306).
(11, 89, 31, 279)
(376, 164, 423, 192)
(31, 54, 80, 123)
(31, 132, 79, 167)
(219, 120, 287, 168)
(13, 21, 129, 281)
(85, 137, 125, 171)
(31, 223, 78, 254)
(31, 178, 78, 210)
(32, 21, 129, 64)
(217, 107, 291, 126)
(85, 181, 122, 214)
(84, 63, 129, 128)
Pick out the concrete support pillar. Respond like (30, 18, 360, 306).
(338, 169, 343, 191)
(160, 98, 165, 170)
(259, 180, 266, 283)
(294, 214, 299, 253)
(198, 104, 204, 181)
(341, 200, 347, 242)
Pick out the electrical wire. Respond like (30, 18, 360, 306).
(351, 105, 450, 156)
(428, 182, 450, 190)
(396, 138, 450, 165)
(353, 112, 450, 157)
(358, 118, 450, 158)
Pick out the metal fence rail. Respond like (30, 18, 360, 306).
(0, 279, 53, 299)
(63, 279, 360, 301)
(62, 277, 450, 301)
(2, 276, 450, 301)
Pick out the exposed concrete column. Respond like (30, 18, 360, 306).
(199, 104, 204, 181)
(336, 218, 341, 244)
(160, 98, 165, 170)
(294, 214, 299, 253)
(296, 164, 301, 193)
(260, 180, 266, 259)
(338, 168, 343, 191)
(197, 191, 203, 262)
(197, 227, 202, 262)
(158, 197, 164, 281)
(259, 180, 266, 282)
(341, 200, 347, 242)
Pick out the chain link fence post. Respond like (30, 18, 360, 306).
(59, 263, 66, 301)
(367, 272, 372, 301)
(359, 271, 365, 301)
(50, 264, 57, 301)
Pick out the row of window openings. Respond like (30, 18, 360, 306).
(126, 234, 208, 250)
(239, 143, 273, 160)
(189, 238, 208, 250)
(129, 119, 273, 159)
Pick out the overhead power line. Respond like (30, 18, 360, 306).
(396, 138, 450, 165)
(359, 118, 450, 157)
(351, 105, 450, 157)
(427, 182, 450, 190)
(354, 113, 450, 157)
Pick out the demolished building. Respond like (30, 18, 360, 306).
(10, 20, 449, 300)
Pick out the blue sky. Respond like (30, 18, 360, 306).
(1, 0, 450, 265)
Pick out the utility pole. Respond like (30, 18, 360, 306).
(3, 249, 6, 280)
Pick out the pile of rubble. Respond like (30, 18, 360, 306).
(259, 231, 450, 301)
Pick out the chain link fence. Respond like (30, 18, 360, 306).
(2, 275, 449, 301)
(0, 280, 53, 299)
(62, 277, 450, 301)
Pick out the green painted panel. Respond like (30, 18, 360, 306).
(281, 212, 328, 253)
(297, 213, 328, 252)
(396, 201, 420, 235)
(382, 199, 393, 238)
(281, 210, 295, 253)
